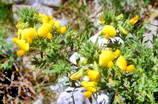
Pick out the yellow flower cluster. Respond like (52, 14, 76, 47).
(81, 81, 97, 98)
(128, 16, 139, 25)
(99, 49, 121, 68)
(70, 68, 100, 81)
(12, 25, 38, 56)
(69, 68, 100, 98)
(12, 27, 37, 56)
(87, 69, 100, 81)
(101, 25, 116, 39)
(12, 13, 67, 57)
(12, 37, 30, 56)
(21, 28, 37, 43)
(39, 14, 54, 24)
(99, 49, 135, 72)
(38, 23, 53, 39)
(81, 69, 100, 98)
(116, 56, 135, 72)
(39, 14, 67, 36)
(119, 16, 139, 35)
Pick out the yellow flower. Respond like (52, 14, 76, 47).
(39, 14, 54, 25)
(54, 21, 61, 30)
(119, 26, 128, 35)
(70, 69, 83, 80)
(114, 49, 121, 58)
(16, 49, 25, 56)
(128, 16, 139, 25)
(81, 81, 97, 93)
(117, 56, 127, 72)
(84, 91, 92, 98)
(12, 37, 18, 43)
(49, 16, 53, 20)
(14, 39, 29, 51)
(46, 32, 53, 39)
(21, 28, 37, 43)
(127, 65, 135, 72)
(101, 25, 116, 39)
(87, 69, 100, 81)
(60, 26, 67, 34)
(17, 40, 29, 51)
(86, 87, 97, 93)
(99, 49, 115, 67)
(39, 14, 49, 23)
(42, 16, 49, 23)
(107, 61, 114, 68)
(38, 23, 52, 37)
(81, 81, 97, 98)
(81, 81, 97, 88)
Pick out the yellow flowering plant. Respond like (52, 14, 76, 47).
(13, 9, 68, 55)
(70, 11, 158, 104)
(15, 8, 155, 103)
(11, 8, 71, 77)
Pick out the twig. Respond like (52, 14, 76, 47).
(72, 88, 76, 104)
(0, 84, 22, 87)
(13, 62, 19, 71)
(1, 73, 11, 82)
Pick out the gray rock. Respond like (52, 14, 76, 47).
(57, 87, 90, 104)
(110, 37, 124, 44)
(89, 0, 102, 29)
(50, 76, 113, 104)
(55, 15, 69, 26)
(41, 0, 62, 7)
(89, 32, 124, 48)
(97, 90, 114, 104)
(89, 32, 108, 48)
(56, 87, 113, 104)
(24, 0, 62, 7)
(50, 77, 69, 93)
(69, 52, 83, 65)
(25, 0, 41, 5)
(97, 94, 109, 104)
(32, 3, 54, 16)
(143, 20, 158, 48)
